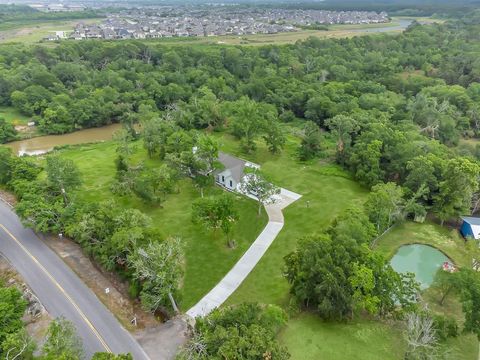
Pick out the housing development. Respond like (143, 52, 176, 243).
(65, 7, 389, 40)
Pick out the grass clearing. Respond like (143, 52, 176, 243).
(280, 313, 405, 360)
(0, 106, 30, 125)
(57, 140, 268, 309)
(0, 18, 101, 44)
(221, 131, 367, 307)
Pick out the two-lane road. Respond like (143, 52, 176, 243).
(0, 200, 149, 360)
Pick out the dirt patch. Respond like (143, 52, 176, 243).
(135, 316, 189, 360)
(0, 189, 17, 206)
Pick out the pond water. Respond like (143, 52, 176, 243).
(4, 123, 122, 156)
(390, 244, 450, 289)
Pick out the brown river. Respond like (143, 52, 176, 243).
(5, 123, 122, 156)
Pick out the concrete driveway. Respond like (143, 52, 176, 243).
(187, 188, 301, 318)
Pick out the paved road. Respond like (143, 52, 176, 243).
(187, 188, 301, 318)
(0, 200, 150, 360)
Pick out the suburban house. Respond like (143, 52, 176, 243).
(460, 216, 480, 240)
(215, 152, 259, 192)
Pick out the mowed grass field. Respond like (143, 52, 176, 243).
(0, 18, 101, 44)
(48, 126, 477, 359)
(280, 314, 405, 360)
(217, 130, 477, 359)
(56, 140, 268, 309)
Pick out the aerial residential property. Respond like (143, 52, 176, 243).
(0, 1, 479, 360)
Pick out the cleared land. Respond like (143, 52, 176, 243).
(0, 17, 421, 46)
(0, 106, 30, 125)
(0, 18, 101, 44)
(56, 140, 268, 310)
(280, 314, 405, 360)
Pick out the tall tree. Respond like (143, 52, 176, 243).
(263, 119, 286, 154)
(128, 237, 184, 313)
(325, 114, 359, 164)
(225, 97, 274, 153)
(45, 154, 82, 203)
(42, 317, 83, 360)
(433, 157, 480, 225)
(239, 169, 280, 215)
(298, 121, 322, 161)
(192, 194, 239, 247)
(365, 182, 405, 233)
(0, 117, 17, 144)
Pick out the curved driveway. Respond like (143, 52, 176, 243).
(0, 200, 149, 360)
(187, 188, 301, 318)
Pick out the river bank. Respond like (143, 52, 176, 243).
(4, 123, 121, 156)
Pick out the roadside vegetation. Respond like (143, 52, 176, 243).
(2, 6, 480, 360)
(0, 279, 128, 359)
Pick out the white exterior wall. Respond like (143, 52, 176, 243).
(216, 171, 236, 191)
(471, 224, 480, 240)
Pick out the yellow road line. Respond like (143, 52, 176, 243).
(0, 223, 112, 353)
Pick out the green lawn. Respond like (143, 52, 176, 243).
(50, 129, 478, 359)
(57, 140, 268, 309)
(221, 130, 367, 306)
(280, 313, 405, 360)
(0, 106, 30, 125)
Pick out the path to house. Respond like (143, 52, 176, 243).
(187, 188, 301, 318)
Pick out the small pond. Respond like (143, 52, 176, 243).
(390, 244, 450, 289)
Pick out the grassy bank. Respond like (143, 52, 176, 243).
(375, 221, 478, 360)
(280, 314, 405, 360)
(375, 221, 472, 268)
(0, 106, 30, 125)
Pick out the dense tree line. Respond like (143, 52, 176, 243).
(1, 15, 480, 139)
(3, 14, 480, 226)
(279, 0, 480, 17)
(2, 10, 480, 334)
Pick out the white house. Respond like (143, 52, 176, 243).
(215, 152, 259, 192)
